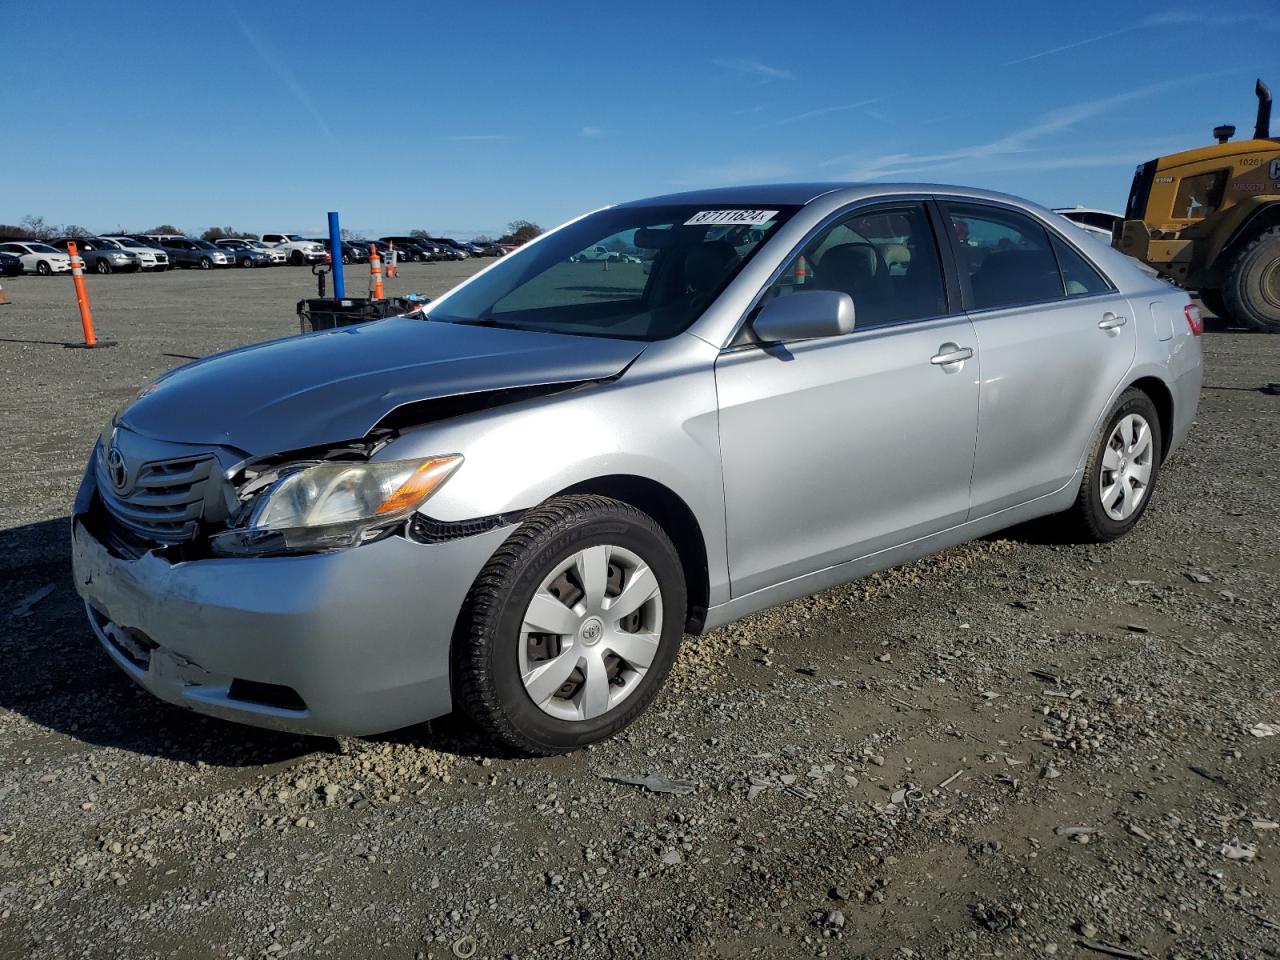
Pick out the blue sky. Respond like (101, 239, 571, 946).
(5, 1, 1277, 238)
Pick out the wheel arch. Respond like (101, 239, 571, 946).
(1127, 375, 1174, 463)
(554, 474, 710, 633)
(1213, 198, 1280, 272)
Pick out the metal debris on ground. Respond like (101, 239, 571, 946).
(599, 773, 697, 795)
(10, 584, 54, 617)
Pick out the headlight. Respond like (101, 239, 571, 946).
(211, 455, 462, 555)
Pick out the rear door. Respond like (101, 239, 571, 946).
(715, 200, 980, 597)
(939, 200, 1136, 517)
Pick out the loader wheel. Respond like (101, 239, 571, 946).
(1223, 227, 1280, 333)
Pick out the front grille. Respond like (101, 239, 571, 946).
(97, 453, 216, 543)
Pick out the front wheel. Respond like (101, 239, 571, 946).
(95, 259, 112, 275)
(290, 250, 304, 266)
(36, 260, 51, 276)
(454, 495, 686, 756)
(1056, 388, 1163, 542)
(199, 257, 212, 270)
(241, 256, 255, 268)
(1223, 227, 1280, 333)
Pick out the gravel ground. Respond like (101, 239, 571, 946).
(0, 264, 1277, 960)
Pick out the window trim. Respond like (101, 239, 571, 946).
(726, 194, 961, 349)
(935, 197, 1117, 317)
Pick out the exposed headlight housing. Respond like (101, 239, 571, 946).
(211, 455, 462, 556)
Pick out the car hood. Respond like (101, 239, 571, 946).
(118, 316, 644, 456)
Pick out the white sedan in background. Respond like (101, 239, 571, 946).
(102, 236, 171, 271)
(1053, 207, 1123, 243)
(0, 241, 72, 275)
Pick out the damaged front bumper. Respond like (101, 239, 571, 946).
(70, 495, 513, 737)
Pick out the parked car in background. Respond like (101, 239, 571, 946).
(0, 240, 72, 275)
(260, 233, 328, 266)
(241, 240, 288, 265)
(0, 250, 23, 277)
(213, 238, 275, 268)
(154, 237, 231, 269)
(1053, 207, 1124, 243)
(67, 183, 1202, 755)
(308, 239, 369, 265)
(375, 237, 428, 262)
(471, 241, 506, 257)
(426, 236, 476, 258)
(48, 237, 141, 274)
(102, 236, 170, 271)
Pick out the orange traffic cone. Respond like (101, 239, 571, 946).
(794, 255, 807, 285)
(0, 282, 8, 306)
(369, 244, 385, 300)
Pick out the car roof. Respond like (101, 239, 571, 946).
(620, 181, 1052, 210)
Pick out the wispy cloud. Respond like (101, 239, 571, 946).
(227, 8, 334, 139)
(762, 98, 881, 127)
(826, 79, 1201, 180)
(669, 158, 792, 187)
(1004, 26, 1139, 66)
(579, 126, 604, 139)
(711, 58, 795, 82)
(1007, 9, 1279, 65)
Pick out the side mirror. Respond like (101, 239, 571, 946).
(752, 289, 855, 343)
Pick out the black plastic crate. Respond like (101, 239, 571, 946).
(296, 297, 421, 334)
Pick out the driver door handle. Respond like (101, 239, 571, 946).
(1098, 312, 1127, 330)
(930, 345, 974, 365)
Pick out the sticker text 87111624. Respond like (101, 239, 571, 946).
(684, 210, 778, 227)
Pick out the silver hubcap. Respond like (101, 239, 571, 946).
(1100, 413, 1153, 521)
(518, 544, 663, 722)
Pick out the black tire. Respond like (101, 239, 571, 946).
(290, 250, 304, 266)
(241, 256, 254, 268)
(453, 495, 686, 756)
(95, 258, 111, 275)
(36, 260, 51, 276)
(1223, 226, 1280, 333)
(1056, 388, 1163, 542)
(199, 257, 212, 270)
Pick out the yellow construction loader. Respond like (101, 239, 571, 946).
(1114, 79, 1280, 332)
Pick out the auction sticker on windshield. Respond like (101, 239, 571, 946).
(684, 209, 778, 226)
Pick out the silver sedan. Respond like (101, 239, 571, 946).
(71, 183, 1202, 755)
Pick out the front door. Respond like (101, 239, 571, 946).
(715, 200, 981, 598)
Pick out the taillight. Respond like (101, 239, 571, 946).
(1184, 303, 1203, 337)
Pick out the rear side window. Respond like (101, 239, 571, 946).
(1050, 234, 1110, 297)
(946, 203, 1063, 311)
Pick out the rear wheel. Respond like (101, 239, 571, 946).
(454, 495, 686, 756)
(1223, 226, 1280, 333)
(1056, 388, 1163, 542)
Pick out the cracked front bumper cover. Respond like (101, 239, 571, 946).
(71, 511, 513, 737)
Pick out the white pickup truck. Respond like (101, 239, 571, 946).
(259, 233, 329, 266)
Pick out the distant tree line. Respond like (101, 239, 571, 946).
(1, 214, 543, 245)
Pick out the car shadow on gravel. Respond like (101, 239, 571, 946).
(0, 517, 317, 768)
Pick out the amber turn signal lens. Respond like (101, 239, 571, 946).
(375, 455, 463, 515)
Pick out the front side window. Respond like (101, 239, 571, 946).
(946, 203, 1063, 310)
(428, 205, 795, 341)
(761, 201, 948, 327)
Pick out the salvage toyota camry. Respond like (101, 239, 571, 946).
(72, 183, 1203, 754)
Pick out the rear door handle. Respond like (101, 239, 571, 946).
(930, 345, 974, 365)
(1098, 313, 1127, 330)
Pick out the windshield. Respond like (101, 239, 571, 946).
(28, 243, 60, 254)
(193, 240, 218, 249)
(112, 238, 142, 248)
(285, 234, 304, 241)
(428, 204, 794, 341)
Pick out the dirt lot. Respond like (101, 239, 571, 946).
(0, 264, 1277, 960)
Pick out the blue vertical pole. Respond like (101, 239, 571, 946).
(327, 211, 345, 299)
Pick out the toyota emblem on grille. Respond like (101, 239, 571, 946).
(105, 443, 129, 492)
